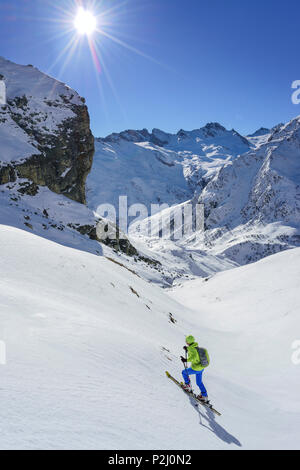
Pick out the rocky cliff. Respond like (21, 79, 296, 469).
(0, 57, 94, 204)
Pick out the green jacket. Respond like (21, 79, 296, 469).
(187, 342, 204, 371)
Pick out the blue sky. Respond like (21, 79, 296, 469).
(1, 0, 300, 137)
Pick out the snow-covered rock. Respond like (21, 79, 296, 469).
(0, 57, 94, 204)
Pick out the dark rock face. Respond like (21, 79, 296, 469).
(17, 104, 94, 204)
(0, 58, 94, 204)
(0, 101, 94, 204)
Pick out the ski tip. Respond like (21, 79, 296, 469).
(165, 371, 171, 378)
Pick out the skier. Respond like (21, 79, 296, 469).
(180, 335, 209, 403)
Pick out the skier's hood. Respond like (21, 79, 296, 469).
(186, 335, 195, 344)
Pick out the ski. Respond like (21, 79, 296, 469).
(165, 371, 221, 416)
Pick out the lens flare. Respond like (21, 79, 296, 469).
(74, 7, 96, 36)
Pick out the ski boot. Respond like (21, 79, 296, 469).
(198, 395, 209, 403)
(182, 383, 192, 393)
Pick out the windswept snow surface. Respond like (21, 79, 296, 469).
(0, 226, 299, 449)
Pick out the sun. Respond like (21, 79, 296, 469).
(74, 7, 97, 36)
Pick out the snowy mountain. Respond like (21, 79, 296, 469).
(84, 122, 255, 283)
(122, 116, 300, 278)
(197, 116, 300, 264)
(248, 127, 270, 137)
(1, 225, 299, 449)
(87, 123, 250, 215)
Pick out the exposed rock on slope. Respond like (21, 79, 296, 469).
(0, 57, 94, 204)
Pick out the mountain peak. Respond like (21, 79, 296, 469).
(248, 127, 270, 137)
(203, 122, 226, 131)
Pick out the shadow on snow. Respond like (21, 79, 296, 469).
(188, 395, 242, 448)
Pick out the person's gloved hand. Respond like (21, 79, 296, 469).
(181, 356, 187, 364)
(183, 346, 188, 352)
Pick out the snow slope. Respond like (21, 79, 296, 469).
(0, 179, 183, 286)
(0, 225, 299, 449)
(0, 178, 104, 253)
(0, 57, 81, 106)
(87, 139, 191, 214)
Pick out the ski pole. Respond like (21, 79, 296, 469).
(183, 346, 194, 394)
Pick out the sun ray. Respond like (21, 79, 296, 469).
(46, 34, 79, 74)
(96, 29, 175, 73)
(23, 33, 78, 100)
(56, 36, 81, 79)
(89, 37, 128, 124)
(90, 61, 111, 133)
(42, 0, 79, 18)
(96, 0, 130, 21)
(11, 0, 179, 133)
(87, 37, 102, 74)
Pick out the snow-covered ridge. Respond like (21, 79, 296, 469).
(202, 115, 300, 228)
(0, 57, 84, 153)
(247, 127, 270, 137)
(88, 122, 251, 217)
(189, 115, 300, 265)
(0, 56, 94, 204)
(100, 121, 250, 151)
(0, 56, 82, 106)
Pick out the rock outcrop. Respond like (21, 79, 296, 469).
(0, 57, 94, 204)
